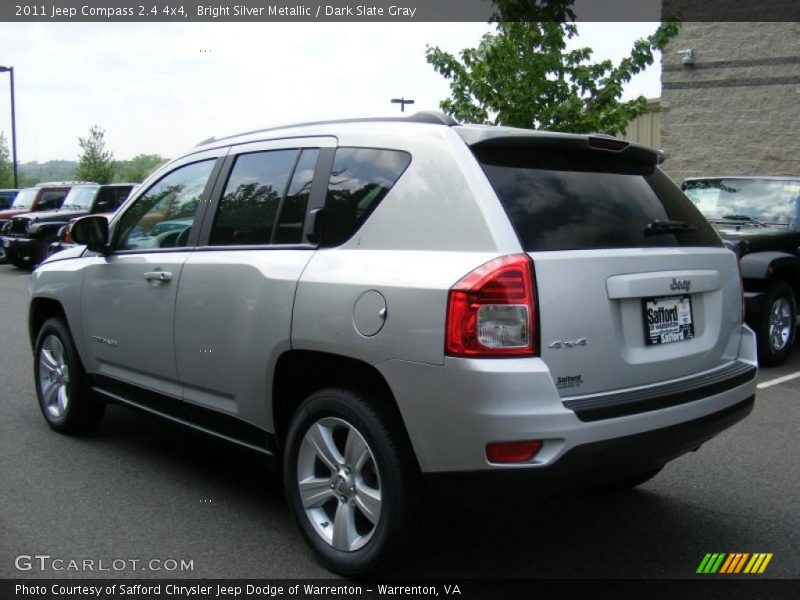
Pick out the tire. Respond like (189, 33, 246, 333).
(0, 244, 7, 265)
(283, 388, 421, 575)
(755, 281, 796, 367)
(34, 317, 105, 434)
(8, 251, 34, 270)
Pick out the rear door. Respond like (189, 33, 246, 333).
(472, 139, 742, 397)
(174, 137, 335, 434)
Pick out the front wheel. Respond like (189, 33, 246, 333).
(756, 281, 796, 367)
(283, 388, 421, 575)
(34, 317, 105, 434)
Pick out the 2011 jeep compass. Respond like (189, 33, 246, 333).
(28, 112, 758, 574)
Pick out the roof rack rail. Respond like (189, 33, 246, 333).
(196, 111, 460, 147)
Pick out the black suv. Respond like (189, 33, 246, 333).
(683, 176, 800, 365)
(2, 183, 134, 268)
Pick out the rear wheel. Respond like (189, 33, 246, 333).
(34, 317, 105, 434)
(283, 388, 421, 575)
(756, 281, 796, 367)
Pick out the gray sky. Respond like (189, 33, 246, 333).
(0, 22, 661, 163)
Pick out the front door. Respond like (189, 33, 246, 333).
(81, 154, 223, 398)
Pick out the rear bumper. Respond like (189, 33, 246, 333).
(426, 395, 754, 497)
(378, 324, 758, 474)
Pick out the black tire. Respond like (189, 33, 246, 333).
(283, 388, 421, 575)
(34, 317, 105, 434)
(755, 281, 796, 367)
(8, 251, 34, 270)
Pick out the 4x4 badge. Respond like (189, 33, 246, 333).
(670, 278, 691, 292)
(548, 338, 588, 349)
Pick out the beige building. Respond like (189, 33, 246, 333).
(657, 22, 800, 184)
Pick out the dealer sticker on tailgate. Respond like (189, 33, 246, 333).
(643, 295, 694, 345)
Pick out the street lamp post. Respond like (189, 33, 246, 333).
(391, 97, 415, 113)
(0, 65, 18, 188)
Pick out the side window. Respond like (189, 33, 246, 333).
(209, 149, 297, 246)
(322, 148, 411, 247)
(274, 149, 319, 244)
(117, 159, 216, 251)
(0, 193, 11, 209)
(38, 191, 66, 210)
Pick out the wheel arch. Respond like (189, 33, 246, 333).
(29, 297, 68, 351)
(271, 349, 420, 468)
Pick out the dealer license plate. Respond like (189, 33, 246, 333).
(643, 295, 694, 345)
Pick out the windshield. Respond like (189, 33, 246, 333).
(10, 188, 37, 210)
(683, 178, 800, 225)
(61, 186, 99, 210)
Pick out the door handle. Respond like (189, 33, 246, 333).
(144, 270, 172, 282)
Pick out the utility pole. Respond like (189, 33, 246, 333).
(0, 66, 18, 188)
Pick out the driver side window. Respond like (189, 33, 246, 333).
(117, 160, 216, 251)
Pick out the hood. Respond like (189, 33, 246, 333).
(12, 208, 89, 224)
(0, 209, 29, 220)
(39, 244, 87, 266)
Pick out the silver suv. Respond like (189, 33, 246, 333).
(29, 113, 757, 574)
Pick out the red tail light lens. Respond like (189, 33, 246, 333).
(445, 254, 537, 357)
(486, 440, 543, 464)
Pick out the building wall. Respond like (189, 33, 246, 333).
(660, 22, 800, 185)
(623, 98, 661, 148)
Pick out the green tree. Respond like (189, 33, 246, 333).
(426, 1, 680, 135)
(75, 125, 116, 184)
(115, 153, 167, 183)
(0, 132, 14, 188)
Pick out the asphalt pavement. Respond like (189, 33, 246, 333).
(0, 263, 798, 579)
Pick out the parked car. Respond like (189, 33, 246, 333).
(0, 188, 18, 210)
(682, 176, 800, 366)
(0, 182, 77, 264)
(3, 183, 135, 268)
(30, 113, 757, 574)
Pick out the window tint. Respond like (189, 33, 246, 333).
(209, 150, 297, 246)
(322, 148, 411, 247)
(117, 159, 215, 251)
(474, 147, 721, 251)
(0, 192, 14, 209)
(274, 149, 318, 245)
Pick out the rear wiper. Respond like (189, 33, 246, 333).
(719, 214, 769, 228)
(644, 219, 697, 236)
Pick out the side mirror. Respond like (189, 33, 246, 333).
(71, 215, 110, 253)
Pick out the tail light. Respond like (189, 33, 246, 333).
(445, 254, 537, 357)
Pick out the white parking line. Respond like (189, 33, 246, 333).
(757, 370, 800, 389)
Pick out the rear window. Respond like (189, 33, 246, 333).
(474, 146, 721, 251)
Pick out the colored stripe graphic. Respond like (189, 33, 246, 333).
(699, 552, 773, 574)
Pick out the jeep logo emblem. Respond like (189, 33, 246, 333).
(670, 278, 691, 292)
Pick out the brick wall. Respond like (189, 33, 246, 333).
(660, 22, 800, 185)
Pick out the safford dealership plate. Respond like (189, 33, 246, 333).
(643, 295, 694, 345)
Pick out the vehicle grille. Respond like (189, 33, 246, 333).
(7, 217, 29, 237)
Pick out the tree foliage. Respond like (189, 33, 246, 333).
(75, 125, 116, 184)
(0, 132, 14, 188)
(426, 1, 680, 135)
(115, 153, 167, 183)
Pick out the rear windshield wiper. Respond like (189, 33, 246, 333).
(644, 219, 697, 236)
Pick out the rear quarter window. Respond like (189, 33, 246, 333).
(322, 148, 411, 247)
(473, 146, 721, 251)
